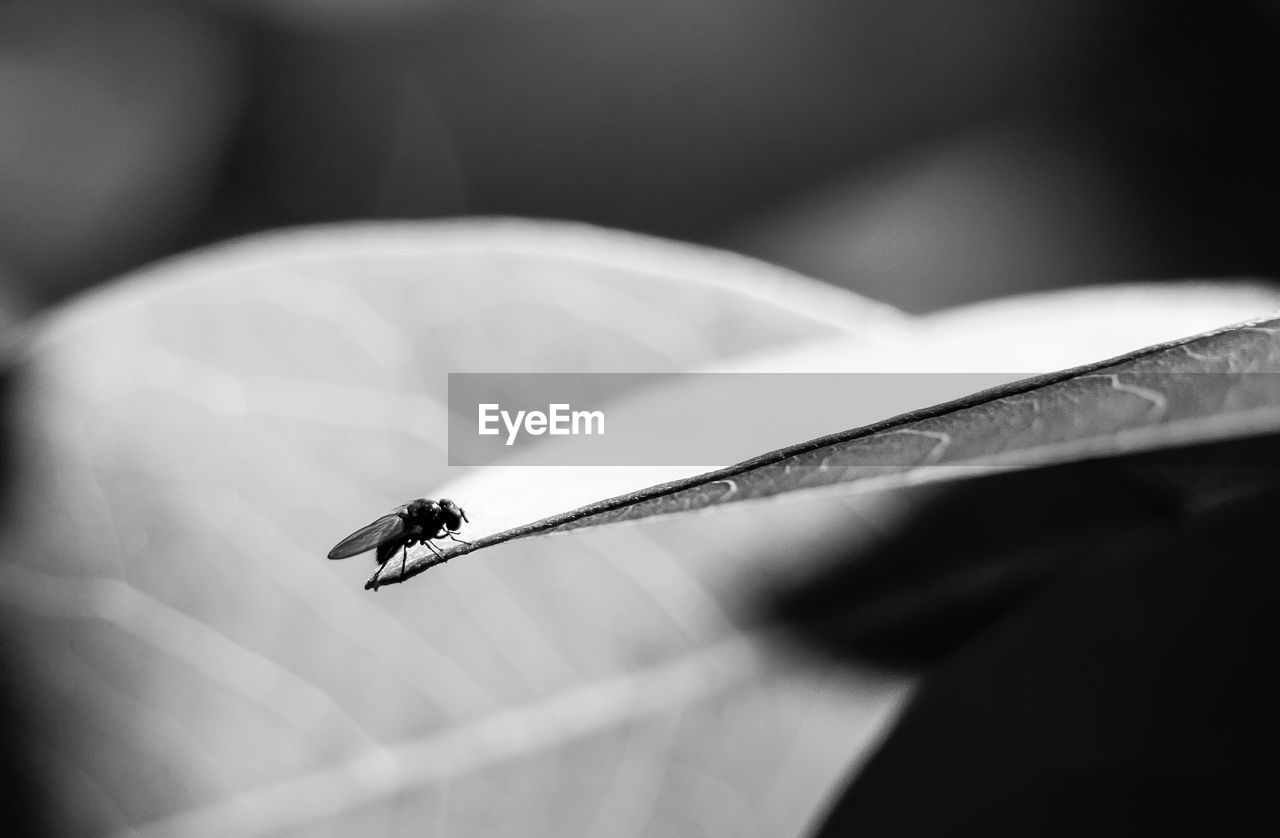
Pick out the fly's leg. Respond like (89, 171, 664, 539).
(385, 540, 446, 588)
(431, 526, 471, 548)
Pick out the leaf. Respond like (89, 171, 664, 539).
(379, 313, 1280, 588)
(0, 220, 913, 838)
(404, 278, 1280, 540)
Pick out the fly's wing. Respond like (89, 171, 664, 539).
(327, 513, 406, 559)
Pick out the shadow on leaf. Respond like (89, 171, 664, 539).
(753, 434, 1280, 836)
(762, 434, 1280, 670)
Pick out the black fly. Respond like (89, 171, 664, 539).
(328, 498, 470, 590)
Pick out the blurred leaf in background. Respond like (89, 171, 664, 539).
(2, 222, 1277, 836)
(0, 223, 912, 838)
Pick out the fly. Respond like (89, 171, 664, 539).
(328, 498, 470, 590)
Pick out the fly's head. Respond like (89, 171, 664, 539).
(439, 498, 468, 532)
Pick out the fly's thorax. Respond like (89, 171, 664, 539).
(405, 498, 438, 516)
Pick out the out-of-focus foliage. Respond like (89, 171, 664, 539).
(1, 222, 1276, 836)
(0, 222, 912, 838)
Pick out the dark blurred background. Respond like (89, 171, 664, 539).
(2, 0, 1279, 322)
